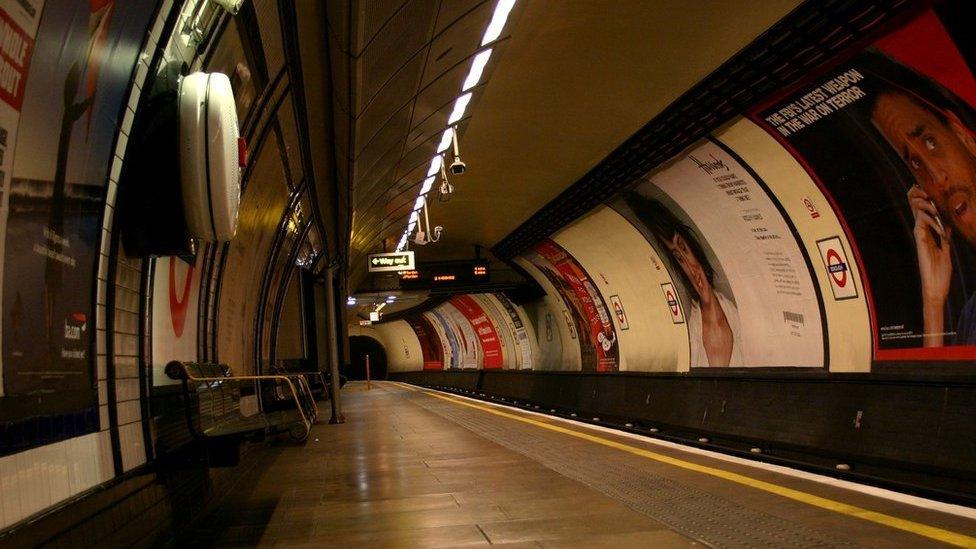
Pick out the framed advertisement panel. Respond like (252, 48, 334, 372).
(752, 2, 976, 362)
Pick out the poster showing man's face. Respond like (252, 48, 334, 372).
(871, 91, 976, 247)
(753, 2, 976, 359)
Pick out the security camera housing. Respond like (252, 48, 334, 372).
(450, 159, 466, 175)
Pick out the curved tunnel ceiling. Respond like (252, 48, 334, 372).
(314, 0, 802, 289)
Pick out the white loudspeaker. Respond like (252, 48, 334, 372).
(179, 72, 242, 242)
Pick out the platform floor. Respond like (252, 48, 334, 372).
(186, 381, 976, 547)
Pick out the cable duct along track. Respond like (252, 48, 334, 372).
(491, 0, 915, 260)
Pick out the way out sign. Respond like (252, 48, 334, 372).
(368, 251, 415, 272)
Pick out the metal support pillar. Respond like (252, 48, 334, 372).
(324, 266, 345, 423)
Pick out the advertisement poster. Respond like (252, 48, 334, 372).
(423, 311, 454, 370)
(752, 3, 976, 360)
(0, 0, 44, 398)
(450, 295, 503, 369)
(495, 292, 534, 369)
(1, 0, 156, 423)
(613, 140, 825, 367)
(428, 309, 460, 369)
(407, 314, 443, 370)
(525, 239, 618, 372)
(151, 255, 201, 386)
(441, 302, 480, 369)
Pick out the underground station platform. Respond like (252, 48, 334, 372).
(179, 382, 976, 547)
(6, 0, 976, 546)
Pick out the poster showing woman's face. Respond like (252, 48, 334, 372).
(612, 140, 825, 368)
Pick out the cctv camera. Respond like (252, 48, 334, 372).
(450, 158, 466, 175)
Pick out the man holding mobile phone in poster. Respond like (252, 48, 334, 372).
(869, 55, 976, 346)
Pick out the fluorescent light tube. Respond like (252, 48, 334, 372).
(462, 49, 492, 91)
(481, 0, 516, 46)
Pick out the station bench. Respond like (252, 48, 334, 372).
(165, 361, 319, 466)
(271, 360, 328, 401)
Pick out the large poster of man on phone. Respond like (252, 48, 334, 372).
(753, 3, 976, 360)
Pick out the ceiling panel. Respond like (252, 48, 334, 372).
(355, 48, 427, 156)
(359, 0, 407, 54)
(420, 1, 492, 90)
(360, 0, 437, 108)
(354, 102, 411, 190)
(326, 0, 805, 291)
(434, 0, 486, 35)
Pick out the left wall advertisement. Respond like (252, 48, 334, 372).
(0, 0, 44, 400)
(0, 0, 157, 449)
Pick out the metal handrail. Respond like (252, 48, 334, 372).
(170, 363, 315, 441)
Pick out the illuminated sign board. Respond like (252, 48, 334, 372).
(368, 251, 415, 272)
(399, 260, 490, 289)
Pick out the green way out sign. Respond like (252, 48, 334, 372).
(368, 251, 415, 272)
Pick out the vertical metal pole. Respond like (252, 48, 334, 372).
(324, 266, 344, 423)
(365, 353, 371, 390)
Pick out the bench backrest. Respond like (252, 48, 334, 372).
(167, 361, 246, 435)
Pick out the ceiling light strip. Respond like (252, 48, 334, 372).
(395, 0, 516, 251)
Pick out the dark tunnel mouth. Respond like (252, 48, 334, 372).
(347, 336, 389, 381)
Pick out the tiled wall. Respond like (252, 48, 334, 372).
(0, 0, 173, 532)
(1, 0, 322, 539)
(0, 432, 115, 528)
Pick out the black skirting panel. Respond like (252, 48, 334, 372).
(391, 370, 976, 505)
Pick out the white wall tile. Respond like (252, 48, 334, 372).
(64, 434, 103, 501)
(97, 431, 115, 483)
(0, 434, 113, 530)
(115, 378, 140, 402)
(120, 423, 146, 472)
(132, 58, 150, 92)
(117, 400, 142, 425)
(97, 379, 108, 403)
(0, 455, 17, 527)
(110, 154, 123, 183)
(47, 443, 71, 509)
(99, 404, 110, 431)
(16, 448, 47, 525)
(82, 434, 101, 491)
(127, 86, 141, 115)
(114, 133, 128, 161)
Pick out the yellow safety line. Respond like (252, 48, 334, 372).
(405, 384, 976, 548)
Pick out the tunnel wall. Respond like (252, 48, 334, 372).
(350, 322, 422, 373)
(0, 0, 328, 542)
(386, 5, 976, 377)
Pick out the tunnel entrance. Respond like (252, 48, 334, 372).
(347, 336, 388, 381)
